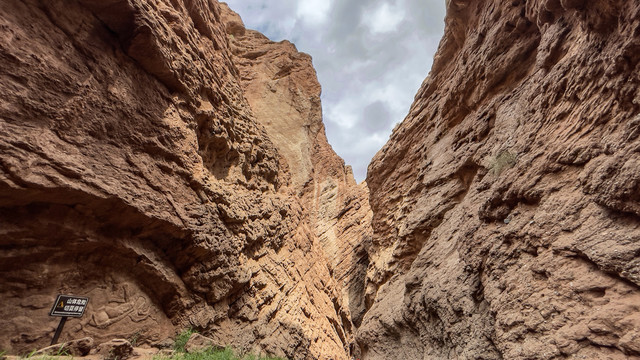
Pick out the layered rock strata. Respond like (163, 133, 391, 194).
(359, 1, 640, 359)
(220, 4, 372, 332)
(0, 1, 370, 359)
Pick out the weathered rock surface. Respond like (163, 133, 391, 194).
(95, 339, 134, 360)
(183, 333, 217, 354)
(221, 3, 372, 334)
(359, 0, 640, 359)
(0, 1, 369, 359)
(34, 337, 94, 357)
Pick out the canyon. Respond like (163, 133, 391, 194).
(0, 0, 639, 360)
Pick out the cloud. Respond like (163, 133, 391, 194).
(223, 0, 446, 182)
(365, 3, 405, 34)
(296, 0, 333, 25)
(361, 101, 393, 133)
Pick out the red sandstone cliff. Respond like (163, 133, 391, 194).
(0, 1, 370, 359)
(360, 0, 640, 359)
(4, 0, 638, 359)
(220, 4, 372, 332)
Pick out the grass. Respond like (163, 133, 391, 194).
(154, 347, 286, 360)
(20, 349, 39, 359)
(52, 346, 69, 357)
(19, 353, 55, 360)
(489, 150, 517, 175)
(166, 329, 286, 360)
(173, 328, 196, 353)
(18, 347, 68, 360)
(128, 330, 142, 347)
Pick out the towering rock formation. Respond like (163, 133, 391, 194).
(220, 4, 372, 332)
(359, 0, 640, 359)
(0, 1, 370, 359)
(6, 0, 639, 359)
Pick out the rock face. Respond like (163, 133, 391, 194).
(7, 0, 638, 358)
(359, 0, 640, 359)
(0, 1, 370, 359)
(221, 3, 372, 332)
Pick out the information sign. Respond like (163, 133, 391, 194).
(49, 294, 89, 318)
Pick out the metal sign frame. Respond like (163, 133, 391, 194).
(49, 294, 89, 345)
(49, 294, 89, 318)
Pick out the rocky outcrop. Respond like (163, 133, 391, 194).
(359, 0, 640, 359)
(12, 0, 638, 358)
(0, 1, 369, 359)
(221, 3, 372, 352)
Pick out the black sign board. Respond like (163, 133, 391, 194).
(49, 294, 89, 318)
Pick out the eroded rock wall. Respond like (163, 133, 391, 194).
(0, 1, 368, 359)
(360, 1, 640, 359)
(221, 2, 373, 347)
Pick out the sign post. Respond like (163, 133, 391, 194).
(49, 294, 89, 345)
(51, 317, 67, 346)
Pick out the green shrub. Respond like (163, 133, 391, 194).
(182, 347, 234, 360)
(154, 347, 286, 360)
(166, 329, 286, 360)
(173, 328, 196, 353)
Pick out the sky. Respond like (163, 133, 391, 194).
(223, 0, 447, 182)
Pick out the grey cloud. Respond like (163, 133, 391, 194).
(360, 101, 393, 133)
(224, 0, 446, 181)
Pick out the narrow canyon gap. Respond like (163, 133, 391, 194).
(1, 1, 639, 360)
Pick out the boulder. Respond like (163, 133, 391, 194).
(184, 333, 217, 353)
(95, 339, 133, 360)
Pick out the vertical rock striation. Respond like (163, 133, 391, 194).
(360, 0, 640, 359)
(221, 3, 372, 351)
(0, 1, 370, 359)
